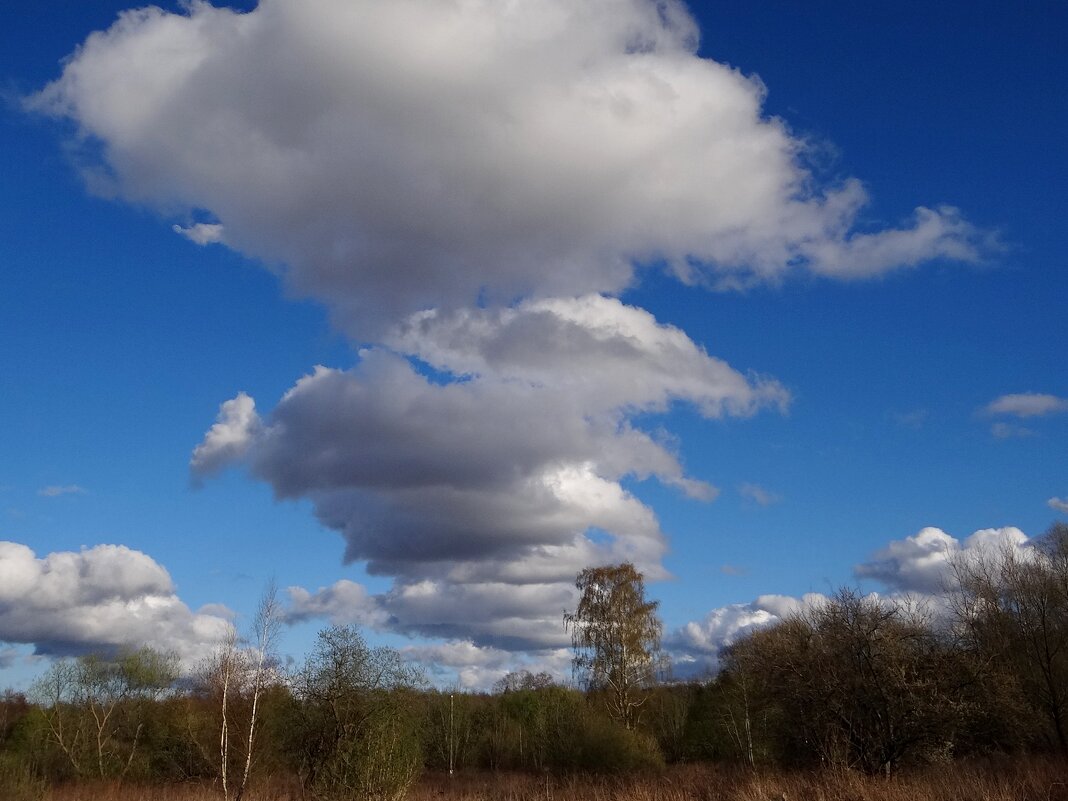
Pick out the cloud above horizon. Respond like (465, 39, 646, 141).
(194, 296, 786, 648)
(31, 0, 987, 335)
(670, 525, 1039, 673)
(30, 0, 999, 668)
(0, 541, 232, 665)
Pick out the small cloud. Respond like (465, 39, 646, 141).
(891, 409, 928, 430)
(190, 393, 260, 480)
(983, 393, 1068, 419)
(1049, 497, 1068, 514)
(990, 422, 1035, 440)
(173, 222, 225, 246)
(738, 482, 781, 507)
(38, 484, 87, 498)
(720, 564, 747, 576)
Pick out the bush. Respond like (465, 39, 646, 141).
(313, 709, 421, 801)
(0, 754, 45, 801)
(574, 717, 664, 773)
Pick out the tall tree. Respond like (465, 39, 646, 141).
(198, 581, 283, 801)
(564, 562, 662, 730)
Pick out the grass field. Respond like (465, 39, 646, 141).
(38, 759, 1068, 801)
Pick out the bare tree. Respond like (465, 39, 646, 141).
(723, 590, 960, 774)
(564, 562, 662, 730)
(200, 581, 283, 801)
(236, 581, 282, 801)
(950, 524, 1068, 755)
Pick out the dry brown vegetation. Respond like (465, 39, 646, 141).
(41, 760, 1068, 801)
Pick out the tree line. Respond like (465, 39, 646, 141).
(1, 522, 1065, 799)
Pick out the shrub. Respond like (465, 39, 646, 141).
(0, 753, 45, 801)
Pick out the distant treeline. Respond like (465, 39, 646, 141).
(2, 522, 1066, 800)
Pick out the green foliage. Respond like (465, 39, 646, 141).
(288, 625, 423, 800)
(313, 701, 421, 801)
(28, 646, 179, 780)
(572, 714, 664, 773)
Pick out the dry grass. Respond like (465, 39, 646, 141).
(409, 761, 1068, 801)
(42, 759, 1068, 801)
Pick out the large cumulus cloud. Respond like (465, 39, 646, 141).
(32, 0, 993, 663)
(31, 0, 986, 335)
(0, 541, 232, 664)
(195, 296, 786, 648)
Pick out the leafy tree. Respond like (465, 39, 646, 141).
(30, 647, 178, 780)
(564, 562, 662, 730)
(287, 625, 423, 801)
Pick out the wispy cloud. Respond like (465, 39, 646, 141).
(738, 482, 781, 507)
(172, 222, 225, 246)
(1049, 497, 1068, 514)
(983, 393, 1068, 418)
(891, 409, 928, 430)
(990, 422, 1035, 440)
(37, 484, 87, 498)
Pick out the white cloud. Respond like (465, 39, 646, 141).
(193, 298, 785, 648)
(173, 222, 224, 245)
(33, 0, 991, 665)
(189, 392, 260, 478)
(990, 421, 1035, 439)
(284, 579, 388, 629)
(0, 541, 232, 665)
(670, 592, 828, 674)
(1049, 497, 1068, 514)
(388, 296, 789, 424)
(738, 482, 781, 506)
(673, 525, 1042, 674)
(38, 485, 87, 498)
(400, 640, 572, 690)
(854, 525, 1031, 595)
(984, 393, 1068, 418)
(31, 0, 987, 336)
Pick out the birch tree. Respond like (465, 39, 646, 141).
(564, 562, 662, 730)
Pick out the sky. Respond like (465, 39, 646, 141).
(1, 0, 1066, 689)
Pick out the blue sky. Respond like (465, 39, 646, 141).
(1, 0, 1065, 687)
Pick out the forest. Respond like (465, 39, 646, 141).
(2, 523, 1067, 801)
